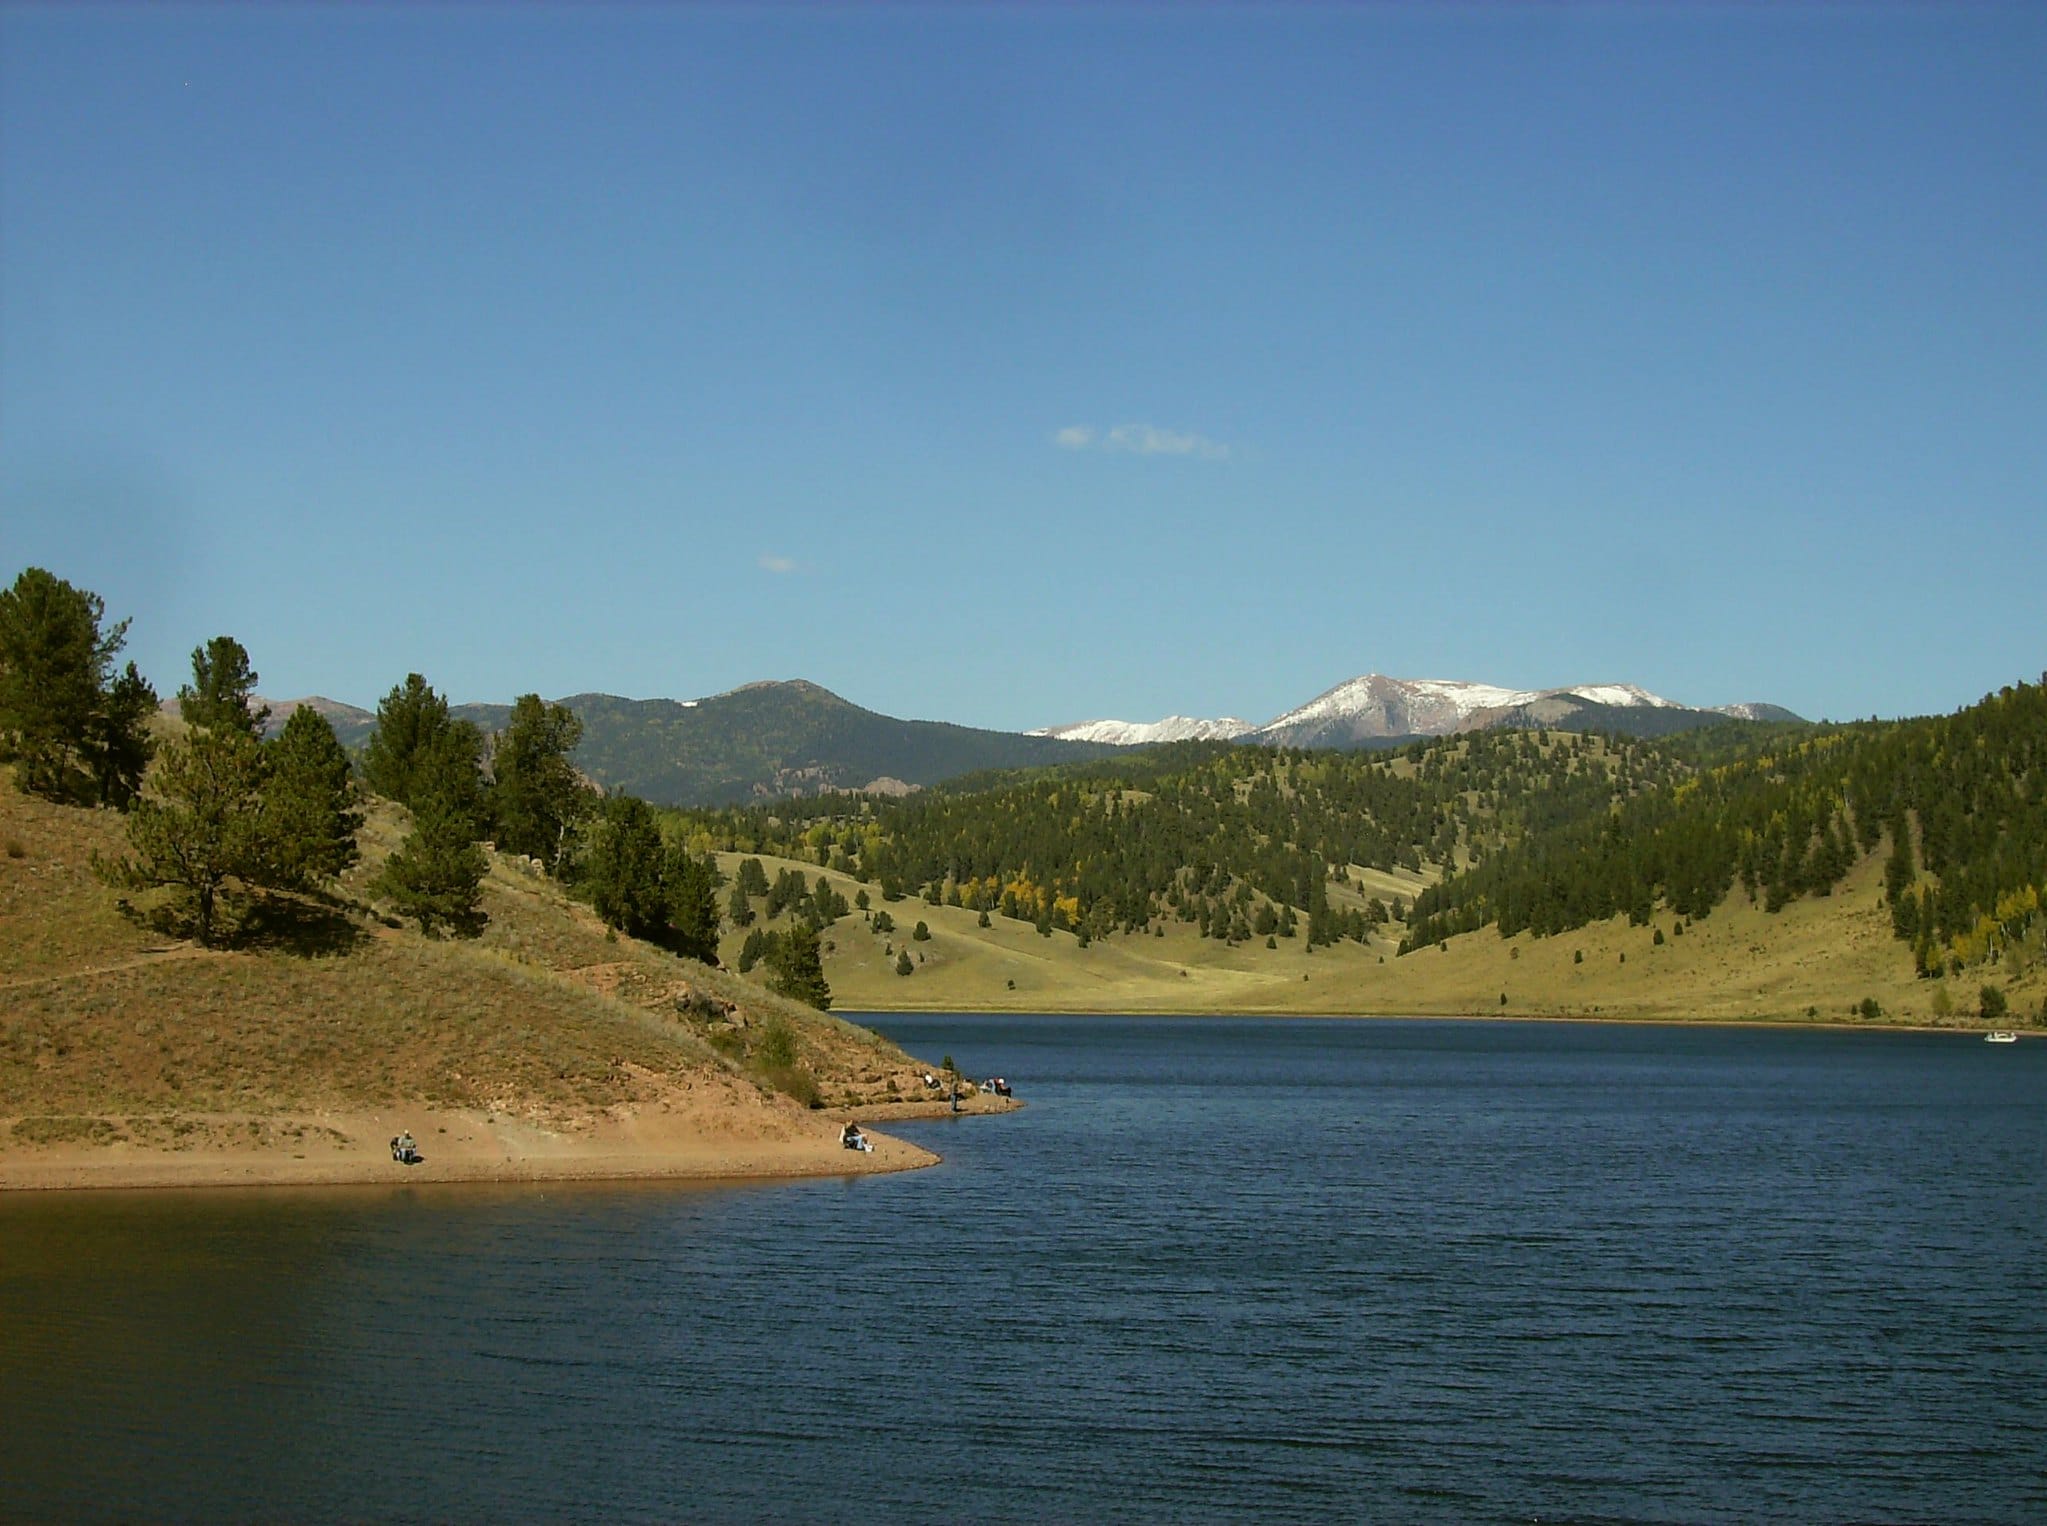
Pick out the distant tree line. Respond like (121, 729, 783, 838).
(664, 731, 1692, 953)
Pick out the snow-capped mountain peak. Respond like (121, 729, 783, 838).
(1034, 675, 1795, 751)
(1027, 715, 1255, 746)
(1259, 675, 1682, 735)
(1564, 683, 1682, 710)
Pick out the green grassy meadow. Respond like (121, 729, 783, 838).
(720, 849, 2039, 1028)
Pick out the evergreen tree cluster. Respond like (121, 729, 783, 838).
(357, 677, 598, 937)
(670, 732, 1677, 952)
(0, 567, 157, 808)
(116, 636, 361, 944)
(1401, 680, 2047, 976)
(580, 793, 722, 961)
(734, 922, 833, 1008)
(732, 861, 848, 938)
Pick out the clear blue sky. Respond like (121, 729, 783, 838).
(4, 3, 2041, 729)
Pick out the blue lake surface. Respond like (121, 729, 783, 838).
(3, 1015, 2043, 1522)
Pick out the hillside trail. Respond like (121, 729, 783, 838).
(0, 943, 223, 993)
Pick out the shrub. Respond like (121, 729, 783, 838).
(13, 1115, 118, 1145)
(1979, 983, 2008, 1021)
(755, 1017, 798, 1071)
(758, 1064, 819, 1108)
(1858, 997, 1883, 1021)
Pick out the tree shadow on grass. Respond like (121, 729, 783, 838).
(235, 893, 373, 958)
(113, 886, 369, 957)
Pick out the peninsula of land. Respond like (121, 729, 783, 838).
(1, 777, 1015, 1194)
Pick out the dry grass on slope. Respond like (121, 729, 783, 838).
(1, 781, 947, 1138)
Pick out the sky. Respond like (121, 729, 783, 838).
(3, 3, 2042, 731)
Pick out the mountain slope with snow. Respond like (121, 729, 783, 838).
(1252, 676, 1701, 747)
(1027, 715, 1255, 746)
(1037, 677, 1802, 754)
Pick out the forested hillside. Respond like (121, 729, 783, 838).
(666, 681, 2045, 1006)
(1404, 680, 2047, 981)
(671, 730, 1709, 949)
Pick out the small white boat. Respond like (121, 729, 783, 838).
(1985, 1031, 2019, 1044)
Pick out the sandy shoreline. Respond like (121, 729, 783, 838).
(0, 1102, 959, 1194)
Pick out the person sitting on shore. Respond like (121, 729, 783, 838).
(391, 1131, 417, 1164)
(841, 1122, 869, 1152)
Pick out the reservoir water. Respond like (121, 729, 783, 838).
(3, 1016, 2043, 1522)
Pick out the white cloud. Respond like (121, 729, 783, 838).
(1105, 423, 1229, 460)
(1053, 422, 1230, 460)
(758, 554, 797, 575)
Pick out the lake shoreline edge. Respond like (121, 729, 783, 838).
(851, 1002, 2034, 1037)
(0, 1101, 963, 1195)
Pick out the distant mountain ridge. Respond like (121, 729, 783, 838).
(262, 672, 1803, 808)
(264, 683, 1119, 807)
(1043, 675, 1803, 751)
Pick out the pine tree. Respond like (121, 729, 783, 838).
(0, 567, 144, 802)
(769, 922, 833, 1009)
(727, 880, 756, 927)
(666, 843, 723, 963)
(259, 705, 363, 891)
(86, 661, 159, 809)
(362, 674, 481, 812)
(489, 693, 591, 871)
(586, 794, 670, 941)
(177, 635, 268, 739)
(1884, 810, 1918, 938)
(116, 727, 268, 944)
(372, 795, 487, 937)
(738, 927, 768, 973)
